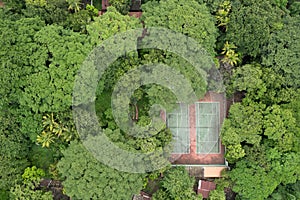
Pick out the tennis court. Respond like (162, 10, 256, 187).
(196, 102, 220, 154)
(167, 103, 190, 154)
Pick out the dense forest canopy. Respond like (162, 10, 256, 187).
(0, 0, 299, 199)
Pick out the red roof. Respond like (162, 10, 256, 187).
(200, 180, 216, 190)
(129, 11, 142, 18)
(198, 190, 210, 199)
(197, 180, 216, 198)
(102, 0, 109, 10)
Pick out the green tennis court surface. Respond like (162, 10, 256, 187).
(167, 103, 190, 154)
(196, 102, 220, 154)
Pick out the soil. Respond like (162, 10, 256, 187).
(225, 187, 237, 200)
(39, 179, 70, 200)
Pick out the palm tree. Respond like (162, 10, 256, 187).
(42, 113, 57, 132)
(37, 113, 78, 147)
(37, 131, 55, 148)
(66, 0, 82, 12)
(221, 41, 240, 66)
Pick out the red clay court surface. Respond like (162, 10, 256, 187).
(169, 92, 227, 165)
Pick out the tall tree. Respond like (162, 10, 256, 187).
(152, 167, 201, 200)
(0, 111, 29, 194)
(22, 0, 69, 25)
(19, 24, 92, 113)
(141, 0, 218, 56)
(57, 141, 145, 199)
(109, 0, 132, 14)
(226, 0, 285, 57)
(222, 63, 300, 199)
(267, 181, 300, 200)
(262, 15, 300, 88)
(87, 6, 142, 46)
(10, 166, 53, 200)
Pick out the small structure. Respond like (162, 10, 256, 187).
(100, 0, 142, 17)
(132, 191, 151, 200)
(197, 180, 216, 199)
(202, 166, 227, 178)
(102, 0, 109, 10)
(183, 164, 228, 178)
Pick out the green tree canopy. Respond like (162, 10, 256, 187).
(226, 0, 285, 57)
(0, 15, 92, 113)
(18, 25, 91, 113)
(229, 64, 297, 105)
(141, 0, 218, 56)
(109, 0, 132, 14)
(57, 141, 145, 199)
(10, 166, 53, 200)
(87, 6, 142, 46)
(288, 0, 300, 16)
(267, 181, 300, 200)
(0, 111, 29, 192)
(22, 0, 69, 25)
(262, 15, 300, 88)
(152, 167, 200, 200)
(222, 64, 300, 198)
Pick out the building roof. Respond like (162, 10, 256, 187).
(102, 0, 109, 10)
(178, 165, 228, 178)
(129, 11, 142, 18)
(133, 195, 143, 200)
(132, 191, 151, 200)
(197, 180, 216, 199)
(202, 166, 227, 178)
(198, 190, 210, 199)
